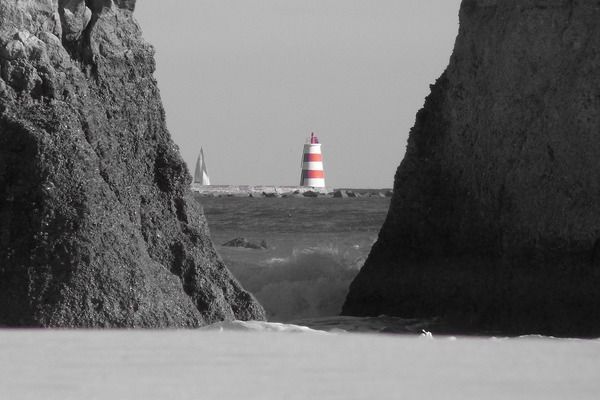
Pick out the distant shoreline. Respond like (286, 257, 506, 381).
(191, 184, 393, 199)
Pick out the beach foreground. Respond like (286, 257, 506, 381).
(1, 327, 599, 400)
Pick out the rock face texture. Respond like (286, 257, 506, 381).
(0, 0, 265, 327)
(343, 0, 600, 336)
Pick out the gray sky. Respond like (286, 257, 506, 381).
(135, 1, 461, 188)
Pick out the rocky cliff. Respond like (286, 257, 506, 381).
(343, 0, 600, 336)
(0, 0, 265, 327)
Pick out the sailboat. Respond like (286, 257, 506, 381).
(193, 147, 211, 185)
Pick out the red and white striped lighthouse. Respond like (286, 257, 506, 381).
(300, 132, 326, 189)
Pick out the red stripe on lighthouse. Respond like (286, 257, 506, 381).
(303, 153, 322, 162)
(303, 170, 324, 179)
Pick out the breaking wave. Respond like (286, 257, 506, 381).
(227, 245, 364, 322)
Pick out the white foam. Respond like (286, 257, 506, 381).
(201, 320, 328, 334)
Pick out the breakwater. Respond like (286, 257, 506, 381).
(191, 184, 392, 198)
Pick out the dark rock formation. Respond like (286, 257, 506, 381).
(343, 0, 600, 336)
(222, 238, 268, 250)
(302, 191, 319, 198)
(0, 0, 265, 327)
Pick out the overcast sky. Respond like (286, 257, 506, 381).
(135, 1, 461, 188)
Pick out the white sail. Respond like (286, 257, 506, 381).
(194, 147, 211, 185)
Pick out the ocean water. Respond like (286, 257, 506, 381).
(199, 196, 390, 322)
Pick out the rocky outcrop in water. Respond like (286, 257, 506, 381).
(222, 238, 268, 250)
(343, 0, 600, 336)
(0, 0, 265, 327)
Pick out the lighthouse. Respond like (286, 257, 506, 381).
(300, 132, 326, 189)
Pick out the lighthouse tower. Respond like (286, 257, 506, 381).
(300, 132, 326, 189)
